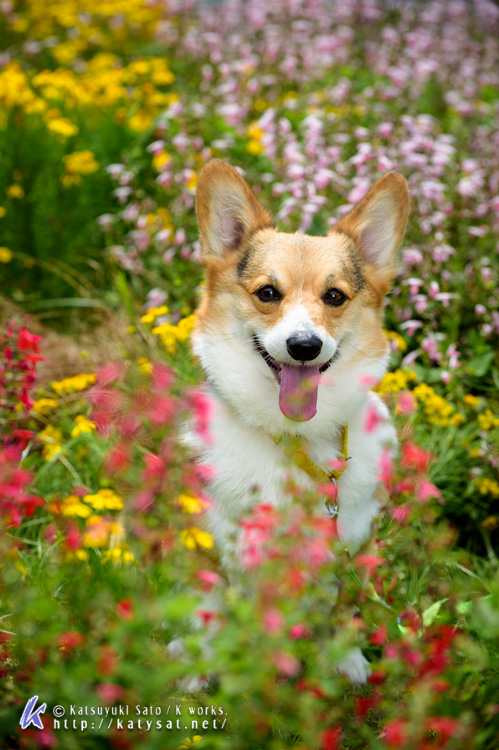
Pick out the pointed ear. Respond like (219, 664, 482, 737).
(196, 160, 272, 262)
(333, 172, 409, 286)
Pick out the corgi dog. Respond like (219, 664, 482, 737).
(186, 159, 409, 684)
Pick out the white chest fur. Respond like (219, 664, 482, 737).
(185, 387, 396, 571)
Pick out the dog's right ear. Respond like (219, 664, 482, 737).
(196, 160, 272, 263)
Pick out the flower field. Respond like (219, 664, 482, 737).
(1, 1, 499, 748)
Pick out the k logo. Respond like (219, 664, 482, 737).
(19, 695, 47, 730)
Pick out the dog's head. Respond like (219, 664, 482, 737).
(193, 160, 409, 430)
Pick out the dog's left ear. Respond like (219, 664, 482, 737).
(333, 172, 409, 287)
(196, 160, 272, 263)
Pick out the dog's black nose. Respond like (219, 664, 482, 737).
(286, 334, 323, 361)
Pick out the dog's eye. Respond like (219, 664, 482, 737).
(323, 288, 347, 307)
(255, 285, 281, 302)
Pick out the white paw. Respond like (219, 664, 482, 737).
(336, 647, 371, 685)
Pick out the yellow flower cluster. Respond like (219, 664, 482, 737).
(140, 305, 169, 324)
(413, 383, 464, 427)
(375, 369, 417, 395)
(477, 409, 499, 431)
(38, 425, 64, 461)
(463, 394, 482, 410)
(61, 150, 100, 186)
(476, 478, 499, 497)
(83, 489, 124, 511)
(60, 495, 92, 519)
(101, 543, 135, 564)
(137, 357, 153, 375)
(51, 373, 96, 395)
(246, 121, 265, 155)
(57, 488, 123, 517)
(151, 314, 196, 353)
(178, 494, 210, 514)
(180, 527, 214, 550)
(71, 415, 96, 438)
(32, 397, 58, 415)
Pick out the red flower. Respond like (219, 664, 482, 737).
(382, 718, 408, 748)
(97, 683, 123, 704)
(426, 716, 462, 745)
(355, 693, 382, 719)
(65, 523, 81, 551)
(116, 599, 135, 621)
(97, 645, 119, 676)
(370, 624, 388, 646)
(58, 630, 85, 652)
(17, 327, 43, 352)
(401, 441, 432, 472)
(320, 726, 342, 750)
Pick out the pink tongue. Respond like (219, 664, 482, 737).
(279, 365, 321, 422)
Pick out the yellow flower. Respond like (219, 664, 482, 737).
(385, 330, 408, 352)
(32, 397, 58, 415)
(181, 527, 214, 550)
(476, 478, 499, 497)
(129, 109, 153, 132)
(101, 543, 135, 564)
(413, 383, 457, 427)
(0, 207, 6, 218)
(478, 409, 499, 431)
(152, 151, 171, 171)
(463, 394, 481, 410)
(178, 494, 210, 514)
(83, 489, 124, 511)
(62, 150, 99, 187)
(137, 357, 153, 375)
(38, 425, 63, 461)
(71, 415, 96, 438)
(179, 737, 203, 749)
(246, 139, 264, 155)
(152, 314, 196, 353)
(185, 172, 198, 191)
(47, 117, 79, 138)
(51, 373, 96, 395)
(7, 184, 24, 199)
(0, 246, 12, 263)
(375, 369, 417, 396)
(61, 495, 92, 519)
(140, 305, 169, 324)
(481, 516, 498, 530)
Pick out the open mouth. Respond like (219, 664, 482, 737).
(252, 335, 336, 380)
(252, 335, 339, 422)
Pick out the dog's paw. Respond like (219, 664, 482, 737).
(336, 647, 371, 685)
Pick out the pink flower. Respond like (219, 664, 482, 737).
(416, 478, 441, 502)
(263, 607, 283, 634)
(289, 623, 311, 639)
(397, 391, 416, 415)
(189, 389, 213, 445)
(196, 569, 223, 591)
(390, 505, 411, 524)
(364, 403, 383, 433)
(271, 650, 300, 677)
